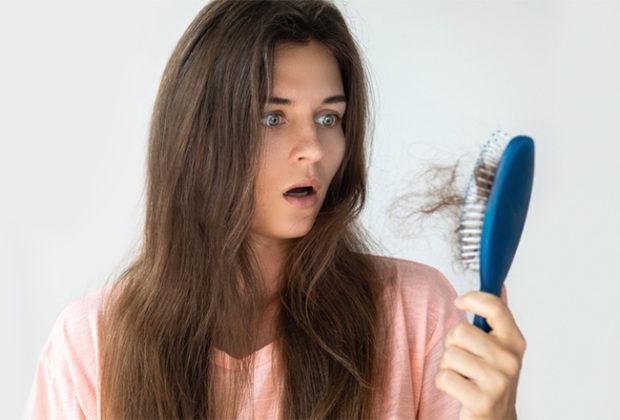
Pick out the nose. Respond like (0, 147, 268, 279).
(291, 122, 324, 162)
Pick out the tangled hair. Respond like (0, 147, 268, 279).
(386, 156, 470, 274)
(98, 0, 399, 418)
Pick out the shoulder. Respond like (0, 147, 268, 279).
(370, 254, 459, 306)
(49, 285, 109, 360)
(369, 255, 466, 352)
(27, 285, 111, 419)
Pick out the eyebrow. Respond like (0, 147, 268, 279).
(266, 95, 347, 105)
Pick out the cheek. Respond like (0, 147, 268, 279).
(254, 145, 284, 201)
(326, 133, 346, 165)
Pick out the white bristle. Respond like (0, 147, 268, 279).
(461, 229, 482, 236)
(461, 252, 478, 258)
(458, 129, 509, 271)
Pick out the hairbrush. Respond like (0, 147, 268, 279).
(458, 129, 535, 333)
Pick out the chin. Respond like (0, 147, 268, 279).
(281, 219, 316, 238)
(283, 226, 313, 238)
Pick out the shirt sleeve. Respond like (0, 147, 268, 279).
(23, 308, 88, 420)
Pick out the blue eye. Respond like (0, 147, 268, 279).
(261, 112, 341, 128)
(317, 114, 340, 127)
(262, 113, 282, 128)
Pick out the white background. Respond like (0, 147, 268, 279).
(1, 1, 618, 418)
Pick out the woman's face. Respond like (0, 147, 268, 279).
(251, 40, 347, 247)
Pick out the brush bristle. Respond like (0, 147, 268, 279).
(458, 129, 508, 271)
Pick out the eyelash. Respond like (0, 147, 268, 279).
(261, 112, 342, 129)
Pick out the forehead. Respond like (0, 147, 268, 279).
(269, 40, 344, 102)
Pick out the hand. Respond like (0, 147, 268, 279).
(435, 286, 526, 420)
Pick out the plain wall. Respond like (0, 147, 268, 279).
(1, 1, 618, 418)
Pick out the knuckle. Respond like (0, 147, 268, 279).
(498, 348, 521, 376)
(443, 346, 457, 364)
(506, 353, 522, 376)
(506, 357, 521, 377)
(490, 304, 503, 319)
(491, 370, 511, 392)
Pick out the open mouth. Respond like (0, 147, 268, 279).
(283, 186, 315, 197)
(282, 186, 318, 209)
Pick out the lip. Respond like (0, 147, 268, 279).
(283, 176, 322, 195)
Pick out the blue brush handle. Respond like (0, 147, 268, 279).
(474, 135, 535, 333)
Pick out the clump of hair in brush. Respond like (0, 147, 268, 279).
(457, 130, 508, 271)
(386, 129, 509, 274)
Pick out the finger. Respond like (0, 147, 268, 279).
(435, 367, 482, 411)
(444, 320, 504, 362)
(439, 344, 490, 384)
(454, 291, 521, 347)
(445, 319, 524, 381)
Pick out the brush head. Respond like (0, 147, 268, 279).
(457, 131, 535, 333)
(458, 129, 509, 271)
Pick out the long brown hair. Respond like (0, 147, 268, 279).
(98, 0, 399, 418)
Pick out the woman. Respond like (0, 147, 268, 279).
(25, 0, 525, 418)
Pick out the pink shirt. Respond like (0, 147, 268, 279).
(24, 256, 508, 419)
